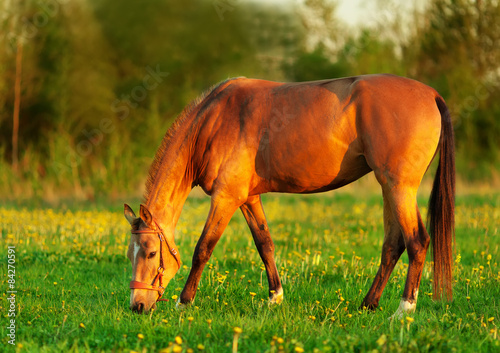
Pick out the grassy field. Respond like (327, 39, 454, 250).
(1, 192, 499, 352)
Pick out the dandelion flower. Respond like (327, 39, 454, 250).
(175, 336, 183, 344)
(137, 333, 144, 340)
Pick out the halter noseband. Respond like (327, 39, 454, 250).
(129, 219, 181, 302)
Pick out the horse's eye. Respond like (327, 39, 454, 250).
(148, 251, 157, 259)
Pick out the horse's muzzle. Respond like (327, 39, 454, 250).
(131, 300, 156, 314)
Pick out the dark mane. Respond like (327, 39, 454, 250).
(144, 78, 238, 201)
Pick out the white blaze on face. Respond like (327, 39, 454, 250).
(133, 241, 140, 265)
(130, 241, 141, 307)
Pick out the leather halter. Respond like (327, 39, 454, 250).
(129, 219, 181, 302)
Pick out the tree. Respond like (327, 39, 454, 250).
(414, 0, 500, 172)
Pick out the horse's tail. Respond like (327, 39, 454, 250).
(427, 96, 455, 301)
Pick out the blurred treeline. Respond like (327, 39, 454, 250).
(0, 0, 499, 202)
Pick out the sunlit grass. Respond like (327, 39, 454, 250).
(0, 193, 499, 352)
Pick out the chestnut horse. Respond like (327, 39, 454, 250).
(124, 74, 455, 317)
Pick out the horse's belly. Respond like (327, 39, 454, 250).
(253, 138, 371, 194)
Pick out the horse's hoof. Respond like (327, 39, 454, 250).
(269, 288, 284, 305)
(176, 298, 189, 310)
(388, 299, 416, 321)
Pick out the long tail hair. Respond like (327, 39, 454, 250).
(427, 96, 456, 301)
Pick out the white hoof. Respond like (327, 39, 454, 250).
(269, 288, 284, 305)
(389, 299, 416, 321)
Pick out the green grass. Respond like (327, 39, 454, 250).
(1, 192, 499, 352)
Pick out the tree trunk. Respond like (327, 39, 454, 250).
(12, 40, 22, 173)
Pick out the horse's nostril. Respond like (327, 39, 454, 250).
(133, 302, 145, 313)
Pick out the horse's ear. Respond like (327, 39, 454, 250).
(139, 204, 154, 228)
(124, 204, 137, 225)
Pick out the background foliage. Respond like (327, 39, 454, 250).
(1, 0, 499, 202)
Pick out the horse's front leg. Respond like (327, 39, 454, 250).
(240, 195, 283, 304)
(178, 194, 241, 307)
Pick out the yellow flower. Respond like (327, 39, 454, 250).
(188, 316, 194, 322)
(233, 326, 243, 334)
(79, 323, 85, 329)
(249, 292, 256, 297)
(376, 334, 387, 346)
(406, 317, 414, 323)
(175, 336, 183, 344)
(488, 317, 495, 322)
(137, 333, 144, 340)
(173, 346, 182, 353)
(197, 344, 205, 350)
(172, 295, 178, 300)
(295, 347, 305, 353)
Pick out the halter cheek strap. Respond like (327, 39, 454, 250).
(129, 220, 181, 302)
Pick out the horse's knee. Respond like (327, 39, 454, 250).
(192, 246, 212, 267)
(255, 237, 275, 256)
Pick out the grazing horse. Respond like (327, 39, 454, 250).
(124, 74, 455, 317)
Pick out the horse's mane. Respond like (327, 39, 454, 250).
(144, 78, 237, 201)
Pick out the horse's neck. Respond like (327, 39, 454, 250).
(145, 126, 196, 232)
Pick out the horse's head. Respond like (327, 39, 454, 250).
(124, 204, 180, 313)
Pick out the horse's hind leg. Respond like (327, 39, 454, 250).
(361, 189, 406, 310)
(240, 195, 283, 303)
(385, 185, 430, 319)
